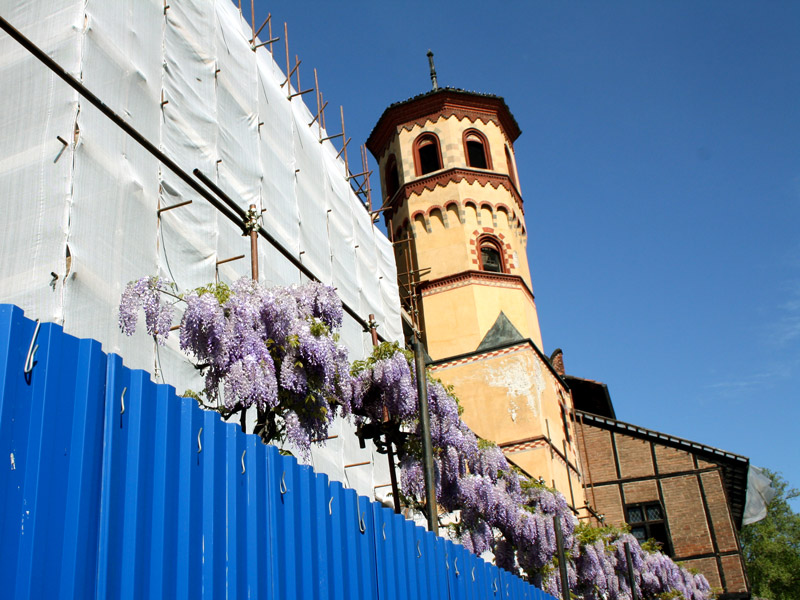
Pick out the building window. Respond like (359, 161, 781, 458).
(464, 130, 491, 169)
(478, 236, 505, 273)
(414, 133, 442, 176)
(385, 155, 400, 199)
(626, 502, 672, 555)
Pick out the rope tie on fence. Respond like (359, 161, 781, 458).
(241, 449, 246, 474)
(197, 427, 203, 453)
(279, 471, 287, 495)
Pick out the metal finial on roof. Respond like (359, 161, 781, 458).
(427, 50, 438, 91)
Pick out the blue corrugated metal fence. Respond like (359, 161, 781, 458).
(0, 304, 555, 600)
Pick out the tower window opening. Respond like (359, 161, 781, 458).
(385, 155, 400, 199)
(414, 133, 442, 176)
(464, 130, 490, 169)
(478, 237, 505, 273)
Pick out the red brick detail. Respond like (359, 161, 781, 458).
(615, 433, 655, 479)
(591, 485, 625, 526)
(382, 168, 525, 221)
(498, 233, 505, 239)
(681, 558, 722, 590)
(425, 204, 445, 216)
(700, 471, 739, 553)
(622, 480, 659, 505)
(471, 259, 478, 264)
(576, 425, 618, 484)
(429, 342, 529, 371)
(503, 439, 548, 453)
(655, 445, 695, 474)
(365, 90, 521, 159)
(469, 249, 477, 255)
(418, 270, 536, 303)
(482, 227, 493, 233)
(720, 554, 748, 593)
(661, 477, 713, 557)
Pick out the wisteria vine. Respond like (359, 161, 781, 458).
(120, 276, 352, 454)
(120, 277, 712, 599)
(353, 343, 713, 600)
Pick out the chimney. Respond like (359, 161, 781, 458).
(550, 348, 565, 376)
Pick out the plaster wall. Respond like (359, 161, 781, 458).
(431, 345, 585, 510)
(420, 281, 543, 359)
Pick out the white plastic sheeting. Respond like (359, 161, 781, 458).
(0, 0, 403, 501)
(742, 465, 777, 526)
(0, 1, 82, 326)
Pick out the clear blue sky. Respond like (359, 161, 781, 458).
(248, 1, 800, 506)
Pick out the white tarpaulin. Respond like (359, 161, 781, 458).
(742, 465, 778, 526)
(0, 0, 403, 500)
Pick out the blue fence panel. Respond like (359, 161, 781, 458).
(175, 394, 205, 600)
(372, 505, 398, 600)
(246, 434, 271, 599)
(0, 305, 558, 600)
(224, 415, 248, 600)
(392, 511, 413, 600)
(58, 336, 107, 600)
(311, 471, 334, 600)
(0, 305, 34, 599)
(148, 382, 181, 599)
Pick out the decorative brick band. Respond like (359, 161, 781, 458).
(418, 270, 535, 304)
(503, 439, 549, 453)
(429, 341, 530, 372)
(366, 89, 521, 159)
(500, 436, 580, 474)
(394, 168, 523, 216)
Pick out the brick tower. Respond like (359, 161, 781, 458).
(367, 83, 587, 514)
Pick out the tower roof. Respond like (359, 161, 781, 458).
(366, 87, 522, 159)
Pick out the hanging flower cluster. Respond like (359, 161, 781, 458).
(353, 343, 712, 600)
(119, 276, 352, 455)
(570, 525, 712, 600)
(122, 284, 712, 600)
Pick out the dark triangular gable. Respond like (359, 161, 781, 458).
(476, 312, 525, 351)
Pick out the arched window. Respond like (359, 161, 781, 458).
(478, 236, 505, 273)
(505, 146, 518, 188)
(385, 155, 400, 199)
(463, 130, 491, 169)
(414, 133, 442, 176)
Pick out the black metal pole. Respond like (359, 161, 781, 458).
(624, 541, 639, 600)
(553, 515, 571, 600)
(0, 14, 382, 342)
(414, 336, 437, 534)
(368, 315, 401, 514)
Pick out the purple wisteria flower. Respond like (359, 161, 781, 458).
(119, 277, 174, 344)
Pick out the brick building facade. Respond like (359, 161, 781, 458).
(570, 375, 750, 599)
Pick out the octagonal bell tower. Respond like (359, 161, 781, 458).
(366, 87, 542, 358)
(367, 77, 587, 514)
